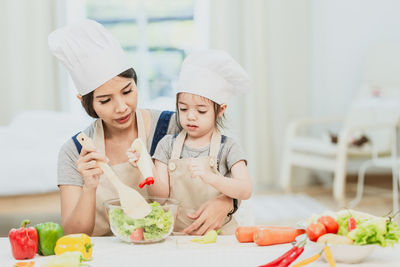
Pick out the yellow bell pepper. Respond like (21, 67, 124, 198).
(54, 234, 93, 260)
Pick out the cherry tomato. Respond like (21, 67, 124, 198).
(318, 216, 339, 234)
(306, 222, 327, 242)
(348, 217, 357, 232)
(130, 228, 144, 241)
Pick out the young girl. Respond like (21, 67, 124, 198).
(128, 50, 252, 235)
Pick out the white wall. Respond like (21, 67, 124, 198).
(0, 0, 60, 125)
(310, 0, 400, 120)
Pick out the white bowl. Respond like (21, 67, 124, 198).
(308, 241, 377, 264)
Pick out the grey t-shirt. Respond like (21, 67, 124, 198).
(57, 109, 179, 186)
(153, 134, 247, 177)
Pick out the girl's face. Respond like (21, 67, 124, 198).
(92, 76, 138, 131)
(177, 93, 220, 138)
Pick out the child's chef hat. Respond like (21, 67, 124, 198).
(48, 19, 131, 96)
(176, 50, 251, 104)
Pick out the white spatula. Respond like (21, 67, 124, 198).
(76, 132, 151, 219)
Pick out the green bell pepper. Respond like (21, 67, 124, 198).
(34, 222, 64, 256)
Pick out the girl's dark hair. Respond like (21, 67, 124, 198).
(175, 93, 225, 130)
(81, 68, 137, 118)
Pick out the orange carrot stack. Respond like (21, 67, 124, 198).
(235, 226, 305, 246)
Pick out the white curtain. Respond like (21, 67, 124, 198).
(209, 0, 312, 189)
(0, 0, 61, 125)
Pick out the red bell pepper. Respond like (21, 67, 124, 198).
(9, 219, 38, 260)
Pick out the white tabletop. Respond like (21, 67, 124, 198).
(2, 236, 399, 267)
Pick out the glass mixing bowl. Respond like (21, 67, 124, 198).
(104, 197, 179, 244)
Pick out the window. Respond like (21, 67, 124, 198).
(84, 0, 209, 110)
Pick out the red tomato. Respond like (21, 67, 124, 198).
(348, 217, 357, 232)
(306, 222, 327, 242)
(130, 228, 144, 241)
(317, 216, 339, 234)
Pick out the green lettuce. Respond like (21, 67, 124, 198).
(334, 209, 400, 247)
(109, 202, 173, 241)
(348, 217, 400, 247)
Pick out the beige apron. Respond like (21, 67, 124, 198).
(168, 130, 238, 235)
(92, 110, 149, 236)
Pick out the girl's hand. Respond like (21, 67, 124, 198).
(76, 145, 107, 190)
(182, 195, 233, 235)
(126, 148, 140, 167)
(189, 158, 216, 184)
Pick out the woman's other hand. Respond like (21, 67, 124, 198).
(182, 195, 233, 235)
(76, 145, 107, 190)
(126, 148, 140, 167)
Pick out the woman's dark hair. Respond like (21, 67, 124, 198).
(175, 93, 225, 130)
(81, 68, 137, 118)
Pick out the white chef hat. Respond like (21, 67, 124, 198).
(175, 50, 251, 104)
(48, 19, 132, 96)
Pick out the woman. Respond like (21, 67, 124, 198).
(49, 19, 236, 236)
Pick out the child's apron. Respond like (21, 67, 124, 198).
(92, 110, 149, 236)
(168, 129, 238, 235)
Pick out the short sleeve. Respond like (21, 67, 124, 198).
(152, 135, 174, 165)
(221, 137, 247, 171)
(57, 123, 95, 187)
(57, 138, 84, 187)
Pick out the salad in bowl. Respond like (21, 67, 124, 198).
(301, 209, 400, 263)
(104, 197, 179, 244)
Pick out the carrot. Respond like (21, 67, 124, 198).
(253, 228, 305, 246)
(235, 226, 300, 243)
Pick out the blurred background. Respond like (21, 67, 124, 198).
(1, 0, 400, 236)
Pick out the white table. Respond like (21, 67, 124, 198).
(2, 236, 399, 266)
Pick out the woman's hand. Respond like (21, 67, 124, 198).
(76, 145, 107, 190)
(183, 195, 233, 235)
(126, 148, 140, 167)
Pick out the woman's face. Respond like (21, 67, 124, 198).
(177, 93, 216, 138)
(92, 76, 138, 131)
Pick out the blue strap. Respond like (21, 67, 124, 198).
(216, 135, 227, 168)
(150, 111, 174, 156)
(72, 131, 82, 154)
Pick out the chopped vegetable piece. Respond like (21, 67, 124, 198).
(192, 229, 221, 244)
(348, 217, 357, 232)
(130, 228, 144, 241)
(42, 251, 84, 267)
